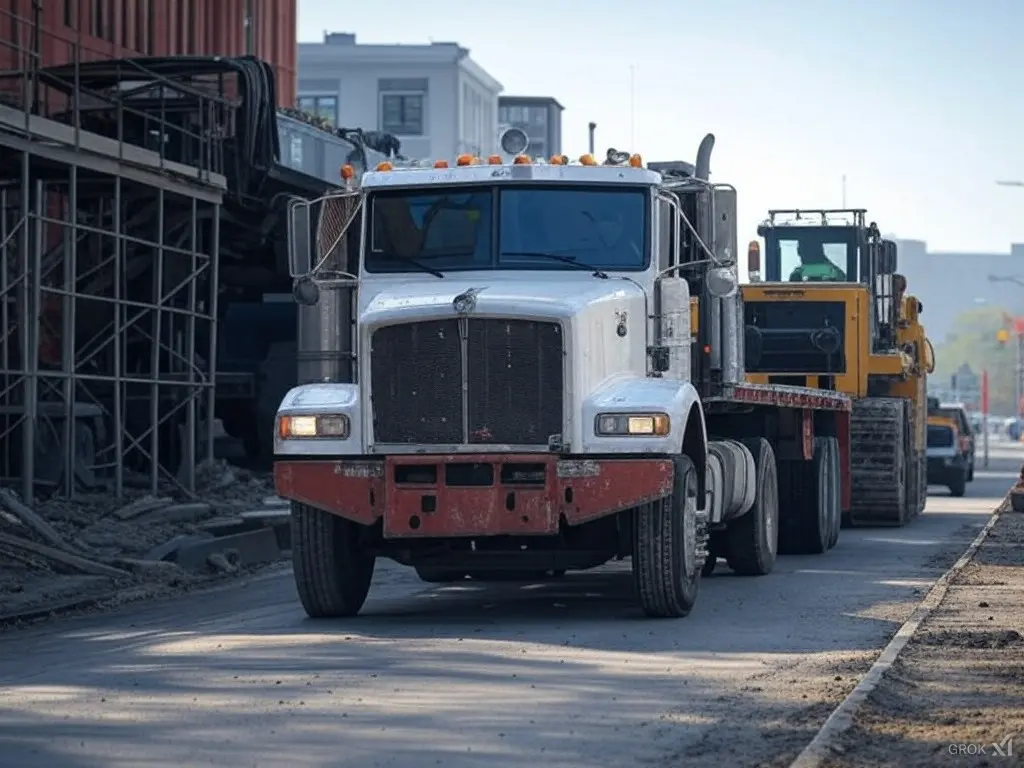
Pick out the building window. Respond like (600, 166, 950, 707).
(380, 93, 425, 136)
(63, 0, 74, 26)
(297, 95, 339, 128)
(506, 106, 525, 125)
(147, 2, 155, 53)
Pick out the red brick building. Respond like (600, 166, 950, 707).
(3, 0, 297, 106)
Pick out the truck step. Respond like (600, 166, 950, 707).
(849, 397, 910, 526)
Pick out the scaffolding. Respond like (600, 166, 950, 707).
(0, 7, 228, 505)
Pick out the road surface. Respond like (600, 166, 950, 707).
(0, 449, 1019, 768)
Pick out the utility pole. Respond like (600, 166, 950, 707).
(989, 273, 1024, 418)
(629, 65, 636, 149)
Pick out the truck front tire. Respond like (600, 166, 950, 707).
(291, 502, 375, 618)
(725, 438, 779, 575)
(632, 454, 703, 618)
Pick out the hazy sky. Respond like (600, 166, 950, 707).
(297, 0, 1024, 253)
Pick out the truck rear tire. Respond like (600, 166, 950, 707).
(725, 438, 779, 576)
(291, 502, 375, 618)
(632, 454, 703, 618)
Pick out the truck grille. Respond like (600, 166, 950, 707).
(744, 300, 847, 374)
(370, 318, 564, 446)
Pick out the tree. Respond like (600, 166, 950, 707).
(931, 305, 1017, 414)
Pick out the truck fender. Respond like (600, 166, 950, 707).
(679, 391, 708, 510)
(708, 439, 756, 522)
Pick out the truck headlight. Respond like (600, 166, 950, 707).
(277, 414, 350, 439)
(595, 413, 670, 437)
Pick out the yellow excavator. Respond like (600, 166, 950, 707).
(743, 209, 935, 527)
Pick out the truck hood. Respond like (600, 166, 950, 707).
(358, 274, 647, 326)
(357, 274, 652, 399)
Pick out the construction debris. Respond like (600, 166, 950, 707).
(0, 460, 291, 623)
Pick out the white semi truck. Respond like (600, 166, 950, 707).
(273, 138, 851, 619)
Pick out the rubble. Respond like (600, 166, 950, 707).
(0, 459, 291, 624)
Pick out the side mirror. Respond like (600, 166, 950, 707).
(292, 275, 320, 306)
(287, 197, 314, 278)
(706, 266, 738, 298)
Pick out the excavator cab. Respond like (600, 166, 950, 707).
(752, 210, 900, 356)
(744, 209, 932, 527)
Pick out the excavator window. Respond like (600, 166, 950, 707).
(763, 226, 858, 283)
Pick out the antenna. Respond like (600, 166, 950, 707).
(629, 65, 636, 148)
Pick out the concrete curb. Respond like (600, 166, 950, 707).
(788, 492, 1009, 768)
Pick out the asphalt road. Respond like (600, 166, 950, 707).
(1, 446, 1020, 768)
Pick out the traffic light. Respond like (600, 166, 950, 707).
(997, 328, 1010, 346)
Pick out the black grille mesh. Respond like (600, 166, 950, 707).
(370, 319, 564, 445)
(370, 320, 462, 444)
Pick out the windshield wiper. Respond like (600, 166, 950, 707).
(378, 253, 445, 278)
(500, 251, 608, 279)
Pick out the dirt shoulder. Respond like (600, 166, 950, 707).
(825, 506, 1024, 768)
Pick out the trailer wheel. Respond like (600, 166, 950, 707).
(291, 502, 375, 618)
(725, 438, 779, 576)
(825, 438, 842, 550)
(415, 567, 466, 584)
(632, 454, 703, 618)
(780, 437, 835, 555)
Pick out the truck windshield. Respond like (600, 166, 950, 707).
(364, 184, 648, 274)
(763, 226, 859, 283)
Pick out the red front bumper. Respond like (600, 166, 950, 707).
(274, 454, 674, 538)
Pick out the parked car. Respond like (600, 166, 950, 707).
(926, 415, 969, 497)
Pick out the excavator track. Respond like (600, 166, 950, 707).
(906, 400, 927, 519)
(849, 397, 913, 526)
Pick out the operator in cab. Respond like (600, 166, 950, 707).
(789, 241, 846, 282)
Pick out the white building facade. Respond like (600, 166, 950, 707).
(297, 33, 503, 161)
